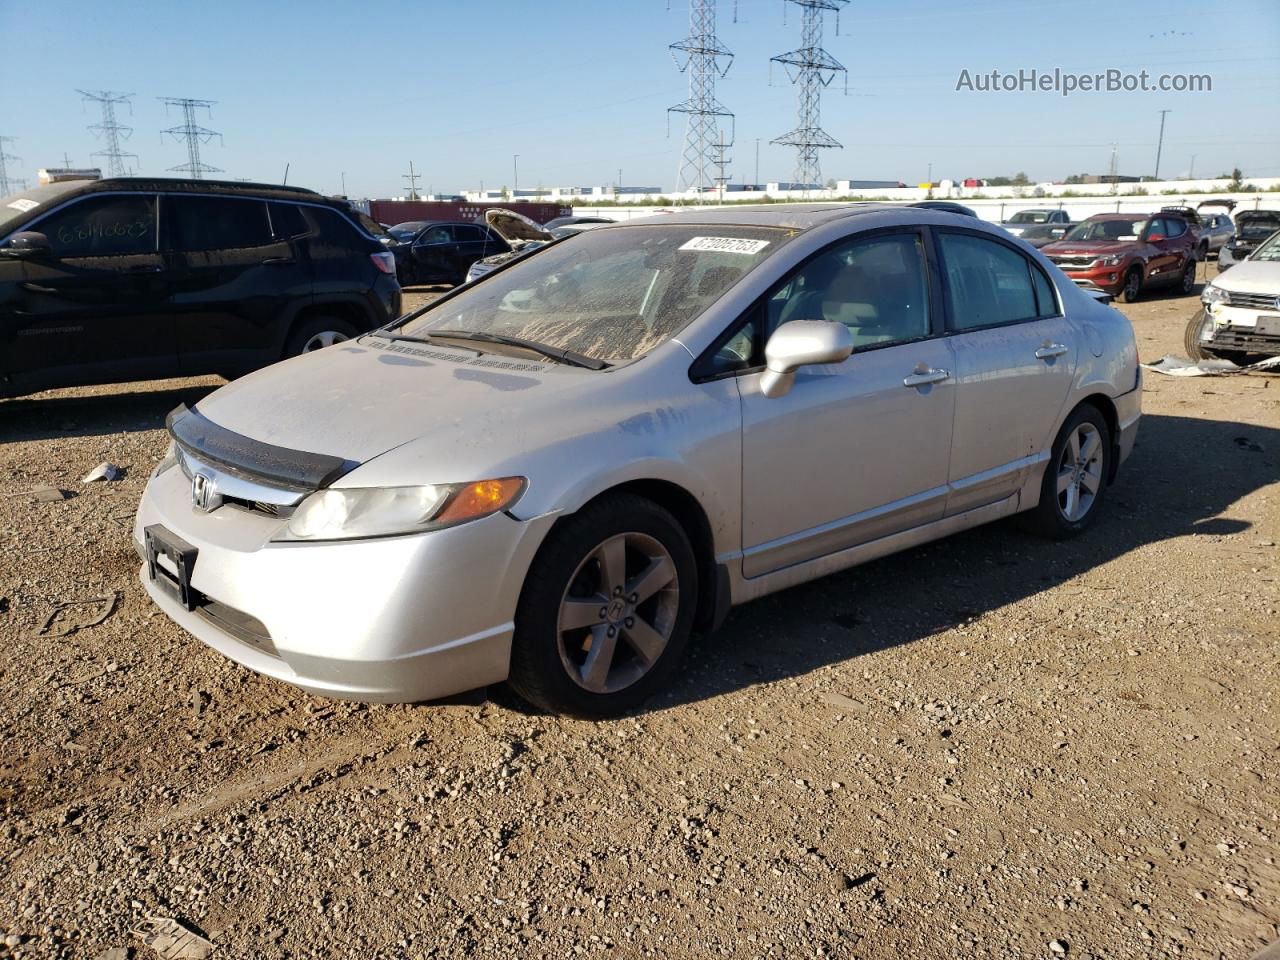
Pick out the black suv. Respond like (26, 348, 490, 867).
(0, 178, 401, 398)
(385, 221, 510, 286)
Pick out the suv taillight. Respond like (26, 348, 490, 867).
(370, 251, 396, 275)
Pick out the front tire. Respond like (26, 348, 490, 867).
(508, 493, 698, 717)
(1119, 267, 1143, 303)
(1179, 260, 1197, 295)
(1018, 404, 1112, 540)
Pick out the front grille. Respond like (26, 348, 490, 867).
(196, 598, 279, 658)
(221, 495, 293, 519)
(1050, 256, 1096, 269)
(1226, 292, 1280, 311)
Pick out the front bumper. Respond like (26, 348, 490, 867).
(1058, 265, 1126, 295)
(1196, 304, 1280, 356)
(134, 464, 556, 702)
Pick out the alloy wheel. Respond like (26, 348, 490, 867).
(557, 532, 679, 694)
(1055, 422, 1103, 522)
(301, 330, 349, 352)
(1124, 271, 1141, 301)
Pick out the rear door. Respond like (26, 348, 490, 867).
(165, 193, 305, 376)
(1, 191, 176, 392)
(1142, 217, 1182, 286)
(935, 229, 1077, 515)
(448, 224, 493, 275)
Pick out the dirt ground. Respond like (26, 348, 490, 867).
(1, 268, 1277, 960)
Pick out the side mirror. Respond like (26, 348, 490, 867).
(1, 231, 53, 260)
(1146, 233, 1165, 243)
(759, 320, 853, 398)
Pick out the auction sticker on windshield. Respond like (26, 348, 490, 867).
(7, 199, 39, 213)
(679, 236, 771, 255)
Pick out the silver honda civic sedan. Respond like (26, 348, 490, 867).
(135, 204, 1141, 716)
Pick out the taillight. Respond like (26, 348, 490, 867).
(370, 251, 396, 275)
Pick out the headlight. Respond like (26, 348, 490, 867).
(1201, 285, 1230, 307)
(273, 477, 525, 542)
(1098, 255, 1123, 267)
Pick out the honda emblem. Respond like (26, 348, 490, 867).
(191, 472, 222, 513)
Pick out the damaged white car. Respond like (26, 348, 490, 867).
(135, 204, 1140, 716)
(464, 209, 609, 283)
(1186, 228, 1280, 361)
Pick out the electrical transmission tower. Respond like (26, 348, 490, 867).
(770, 0, 848, 188)
(668, 0, 735, 198)
(0, 136, 24, 195)
(159, 97, 223, 178)
(79, 90, 138, 177)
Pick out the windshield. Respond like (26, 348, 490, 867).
(399, 224, 787, 364)
(1063, 219, 1148, 242)
(1010, 210, 1049, 224)
(0, 182, 83, 237)
(1237, 216, 1280, 241)
(388, 222, 426, 242)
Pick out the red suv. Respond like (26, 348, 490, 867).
(1040, 213, 1199, 302)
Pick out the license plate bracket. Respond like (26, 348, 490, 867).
(144, 524, 201, 611)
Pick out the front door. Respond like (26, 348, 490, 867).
(735, 230, 956, 578)
(0, 191, 176, 393)
(410, 225, 458, 283)
(935, 229, 1077, 514)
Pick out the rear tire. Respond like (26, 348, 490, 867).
(1017, 404, 1112, 540)
(1184, 309, 1248, 365)
(1179, 260, 1197, 295)
(508, 493, 698, 717)
(1119, 268, 1142, 303)
(284, 316, 358, 358)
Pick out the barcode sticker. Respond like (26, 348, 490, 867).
(7, 198, 39, 213)
(679, 236, 771, 255)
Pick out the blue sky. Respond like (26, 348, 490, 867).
(1, 0, 1277, 197)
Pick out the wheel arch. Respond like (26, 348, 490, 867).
(1074, 392, 1121, 483)
(549, 478, 729, 636)
(280, 298, 375, 358)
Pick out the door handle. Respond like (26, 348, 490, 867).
(127, 264, 165, 273)
(1034, 342, 1069, 360)
(20, 281, 59, 294)
(902, 367, 950, 388)
(261, 257, 295, 266)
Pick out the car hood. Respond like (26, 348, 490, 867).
(191, 336, 601, 468)
(1211, 259, 1280, 296)
(484, 207, 552, 244)
(1041, 239, 1134, 256)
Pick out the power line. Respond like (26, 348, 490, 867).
(770, 0, 848, 188)
(159, 97, 223, 178)
(79, 90, 139, 177)
(668, 0, 735, 197)
(0, 136, 24, 195)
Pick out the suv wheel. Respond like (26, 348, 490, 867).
(1119, 267, 1142, 303)
(1179, 260, 1197, 295)
(509, 493, 698, 717)
(1017, 404, 1111, 540)
(285, 317, 358, 357)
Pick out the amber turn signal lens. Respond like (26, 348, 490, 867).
(434, 477, 525, 525)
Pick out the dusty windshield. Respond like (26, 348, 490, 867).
(399, 224, 787, 364)
(1250, 232, 1280, 261)
(1064, 219, 1148, 242)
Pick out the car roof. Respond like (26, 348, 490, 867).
(600, 203, 920, 232)
(1085, 213, 1149, 221)
(49, 176, 351, 208)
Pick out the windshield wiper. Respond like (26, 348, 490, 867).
(428, 330, 609, 370)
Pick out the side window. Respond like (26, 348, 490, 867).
(1031, 263, 1058, 317)
(306, 207, 367, 252)
(169, 196, 272, 252)
(421, 226, 450, 245)
(698, 232, 931, 377)
(33, 194, 157, 258)
(270, 202, 309, 239)
(452, 225, 485, 242)
(1144, 217, 1167, 240)
(1165, 218, 1186, 238)
(939, 232, 1038, 330)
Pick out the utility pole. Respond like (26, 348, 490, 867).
(1108, 142, 1119, 193)
(770, 0, 848, 188)
(340, 171, 346, 196)
(669, 0, 735, 198)
(1189, 155, 1196, 179)
(402, 160, 421, 199)
(1154, 109, 1171, 181)
(78, 90, 138, 177)
(0, 136, 24, 194)
(159, 97, 223, 178)
(927, 161, 932, 184)
(754, 137, 760, 186)
(513, 154, 519, 195)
